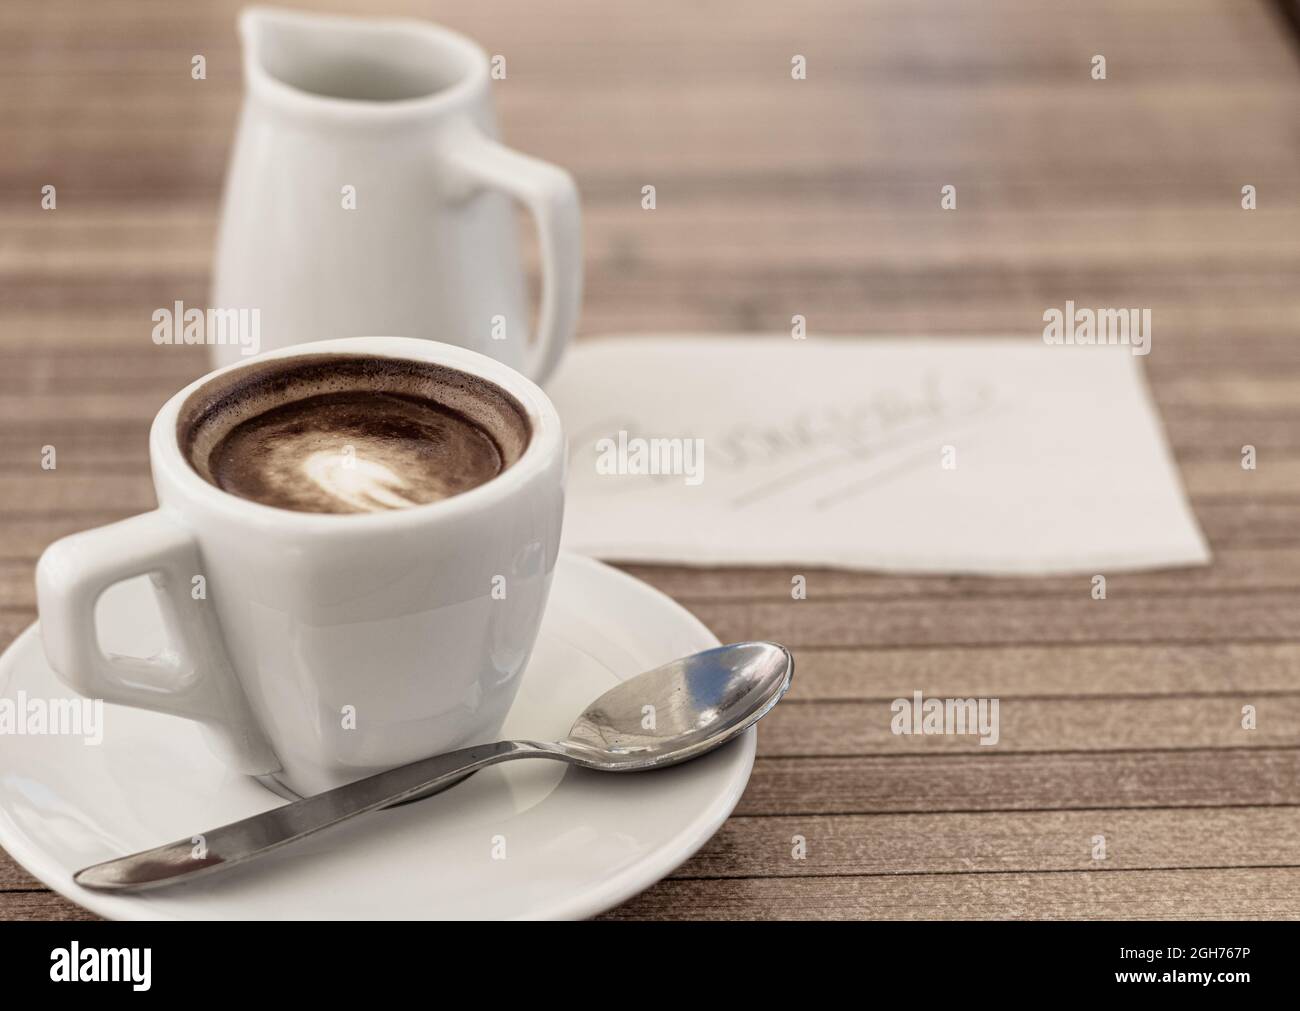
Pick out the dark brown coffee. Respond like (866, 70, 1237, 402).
(178, 354, 530, 514)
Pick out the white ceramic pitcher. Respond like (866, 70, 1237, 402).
(211, 7, 582, 383)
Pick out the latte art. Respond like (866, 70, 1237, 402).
(178, 354, 531, 515)
(300, 451, 420, 513)
(206, 391, 505, 514)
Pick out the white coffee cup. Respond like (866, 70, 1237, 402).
(211, 7, 583, 384)
(35, 337, 566, 796)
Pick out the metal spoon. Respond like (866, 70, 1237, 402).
(74, 640, 793, 892)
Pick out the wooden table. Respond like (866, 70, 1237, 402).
(3, 0, 1299, 920)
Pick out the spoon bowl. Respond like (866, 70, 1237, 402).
(560, 641, 793, 768)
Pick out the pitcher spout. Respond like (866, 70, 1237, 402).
(238, 6, 488, 114)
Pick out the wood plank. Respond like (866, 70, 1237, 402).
(1194, 501, 1300, 546)
(1162, 415, 1300, 456)
(0, 854, 40, 890)
(600, 866, 1300, 920)
(677, 806, 1300, 878)
(2, 0, 1289, 82)
(620, 548, 1300, 602)
(8, 207, 1300, 277)
(0, 891, 92, 922)
(736, 750, 1300, 815)
(689, 592, 1300, 648)
(7, 78, 1300, 190)
(0, 476, 156, 513)
(758, 696, 1299, 755)
(777, 642, 1300, 699)
(6, 253, 1300, 346)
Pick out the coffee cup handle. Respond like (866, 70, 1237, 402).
(35, 509, 279, 776)
(444, 123, 583, 386)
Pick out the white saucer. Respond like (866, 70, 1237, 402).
(0, 552, 752, 920)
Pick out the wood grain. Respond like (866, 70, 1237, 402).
(2, 0, 1299, 920)
(599, 867, 1300, 920)
(738, 750, 1300, 816)
(682, 806, 1300, 878)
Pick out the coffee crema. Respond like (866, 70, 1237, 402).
(178, 354, 530, 514)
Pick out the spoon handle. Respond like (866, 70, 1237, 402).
(73, 739, 565, 892)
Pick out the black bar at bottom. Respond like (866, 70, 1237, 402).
(0, 919, 1288, 995)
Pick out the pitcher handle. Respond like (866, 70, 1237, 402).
(444, 123, 583, 385)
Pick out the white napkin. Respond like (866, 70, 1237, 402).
(547, 336, 1210, 574)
